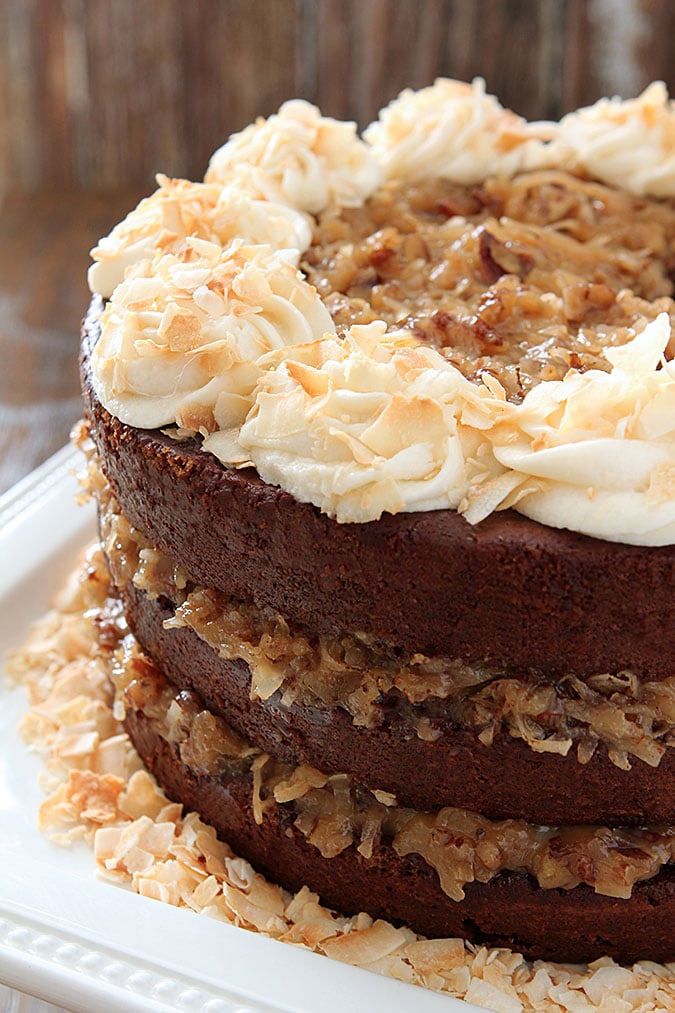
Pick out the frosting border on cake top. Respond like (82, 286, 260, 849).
(87, 80, 675, 546)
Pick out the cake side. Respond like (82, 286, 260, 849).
(109, 613, 675, 966)
(126, 700, 675, 966)
(82, 298, 675, 680)
(75, 80, 675, 969)
(120, 578, 675, 825)
(10, 544, 675, 1008)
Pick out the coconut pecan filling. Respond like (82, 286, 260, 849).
(87, 454, 674, 771)
(112, 634, 674, 903)
(301, 170, 675, 400)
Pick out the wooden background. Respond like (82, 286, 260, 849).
(2, 0, 674, 192)
(1, 0, 674, 494)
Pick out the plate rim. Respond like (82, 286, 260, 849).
(0, 446, 479, 1013)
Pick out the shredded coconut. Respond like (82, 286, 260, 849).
(87, 85, 675, 547)
(205, 99, 381, 214)
(6, 551, 674, 1012)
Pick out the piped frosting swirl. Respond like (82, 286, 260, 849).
(88, 80, 675, 545)
(91, 238, 335, 433)
(206, 99, 381, 214)
(554, 82, 675, 198)
(364, 78, 553, 185)
(89, 175, 312, 299)
(206, 315, 675, 544)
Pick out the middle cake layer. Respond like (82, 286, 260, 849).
(112, 623, 675, 966)
(94, 465, 675, 825)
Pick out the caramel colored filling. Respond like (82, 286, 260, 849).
(91, 455, 674, 770)
(301, 170, 675, 400)
(12, 539, 674, 1001)
(113, 636, 674, 902)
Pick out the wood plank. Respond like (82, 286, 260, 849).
(0, 190, 144, 494)
(0, 0, 42, 187)
(563, 0, 675, 112)
(0, 0, 673, 191)
(636, 0, 675, 98)
(316, 0, 355, 121)
(179, 0, 301, 181)
(443, 0, 564, 121)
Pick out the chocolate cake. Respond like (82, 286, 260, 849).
(80, 80, 675, 964)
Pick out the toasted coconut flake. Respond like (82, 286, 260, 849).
(250, 753, 271, 825)
(223, 883, 287, 933)
(8, 546, 675, 1012)
(582, 965, 638, 1005)
(136, 878, 174, 904)
(39, 769, 124, 834)
(321, 921, 414, 966)
(273, 764, 329, 803)
(372, 789, 397, 806)
(119, 768, 177, 821)
(465, 977, 524, 1012)
(92, 732, 138, 775)
(405, 937, 466, 973)
(282, 887, 342, 946)
(225, 856, 256, 890)
(190, 875, 222, 910)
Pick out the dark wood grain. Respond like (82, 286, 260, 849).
(1, 0, 673, 192)
(0, 0, 673, 494)
(0, 190, 143, 495)
(562, 0, 675, 112)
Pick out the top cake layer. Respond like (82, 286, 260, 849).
(85, 79, 675, 546)
(81, 300, 675, 681)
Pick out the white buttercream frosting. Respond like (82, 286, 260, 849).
(89, 176, 313, 298)
(364, 78, 553, 185)
(91, 238, 335, 432)
(88, 87, 675, 545)
(207, 316, 675, 543)
(206, 322, 509, 523)
(205, 100, 381, 214)
(483, 314, 675, 545)
(554, 82, 675, 198)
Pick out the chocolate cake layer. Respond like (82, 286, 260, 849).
(121, 578, 675, 825)
(82, 297, 675, 681)
(82, 288, 675, 965)
(125, 702, 675, 965)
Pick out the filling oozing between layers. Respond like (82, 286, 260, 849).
(14, 532, 673, 914)
(301, 170, 675, 401)
(112, 630, 675, 904)
(85, 158, 675, 542)
(85, 447, 675, 772)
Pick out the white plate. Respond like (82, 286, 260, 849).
(0, 447, 481, 1013)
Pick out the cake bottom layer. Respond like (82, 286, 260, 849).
(12, 544, 675, 1009)
(122, 694, 675, 965)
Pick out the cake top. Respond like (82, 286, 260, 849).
(88, 80, 675, 546)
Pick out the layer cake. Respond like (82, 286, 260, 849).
(81, 80, 675, 964)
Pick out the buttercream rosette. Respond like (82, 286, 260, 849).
(87, 80, 675, 546)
